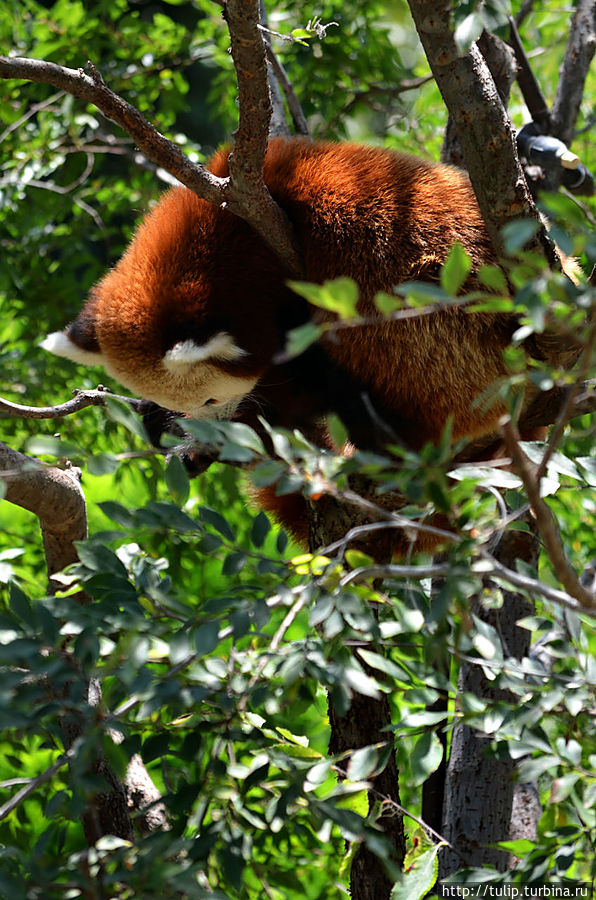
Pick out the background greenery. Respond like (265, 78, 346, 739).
(1, 1, 595, 897)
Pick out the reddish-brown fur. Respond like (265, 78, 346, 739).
(58, 138, 534, 549)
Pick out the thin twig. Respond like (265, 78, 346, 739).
(501, 416, 595, 610)
(0, 749, 74, 821)
(0, 88, 66, 143)
(535, 320, 596, 482)
(333, 760, 460, 856)
(337, 553, 596, 617)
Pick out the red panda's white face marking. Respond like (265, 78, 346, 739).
(41, 330, 258, 421)
(162, 334, 248, 370)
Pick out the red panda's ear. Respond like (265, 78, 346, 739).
(41, 314, 107, 367)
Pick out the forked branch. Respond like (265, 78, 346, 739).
(0, 0, 302, 273)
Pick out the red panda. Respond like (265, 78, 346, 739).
(43, 138, 544, 548)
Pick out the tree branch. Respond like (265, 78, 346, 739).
(406, 0, 556, 265)
(500, 417, 595, 610)
(0, 57, 222, 197)
(0, 441, 87, 581)
(258, 0, 292, 138)
(0, 748, 75, 821)
(264, 44, 309, 136)
(223, 0, 302, 272)
(0, 388, 144, 419)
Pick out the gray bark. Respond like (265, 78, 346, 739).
(439, 527, 538, 877)
(309, 488, 405, 899)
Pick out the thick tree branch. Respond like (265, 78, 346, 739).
(0, 441, 87, 581)
(442, 31, 517, 168)
(0, 440, 166, 841)
(222, 0, 302, 271)
(406, 1, 556, 265)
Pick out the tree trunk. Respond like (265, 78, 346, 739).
(0, 442, 164, 847)
(438, 526, 538, 877)
(309, 488, 406, 899)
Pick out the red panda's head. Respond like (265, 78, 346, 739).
(42, 184, 293, 419)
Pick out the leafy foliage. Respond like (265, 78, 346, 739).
(1, 0, 596, 897)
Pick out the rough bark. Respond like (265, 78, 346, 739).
(442, 31, 517, 168)
(439, 526, 538, 878)
(309, 488, 405, 900)
(431, 27, 518, 844)
(407, 0, 556, 266)
(223, 0, 301, 272)
(0, 442, 87, 583)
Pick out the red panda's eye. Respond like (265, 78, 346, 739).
(203, 398, 217, 406)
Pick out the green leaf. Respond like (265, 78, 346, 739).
(478, 264, 508, 293)
(199, 506, 235, 541)
(440, 242, 472, 295)
(104, 396, 148, 440)
(346, 743, 391, 781)
(222, 551, 246, 576)
(550, 773, 580, 802)
(502, 219, 540, 254)
(9, 583, 34, 629)
(26, 434, 84, 458)
(165, 454, 190, 503)
(374, 291, 402, 316)
(409, 730, 444, 786)
(454, 12, 484, 53)
(496, 838, 536, 856)
(291, 28, 313, 41)
(289, 277, 360, 319)
(344, 549, 375, 569)
(219, 421, 266, 454)
(180, 418, 221, 446)
(327, 413, 348, 450)
(250, 511, 271, 548)
(143, 733, 171, 762)
(343, 665, 382, 698)
(88, 453, 121, 475)
(193, 621, 220, 656)
(283, 322, 323, 358)
(98, 501, 136, 527)
(76, 542, 129, 578)
(391, 844, 440, 899)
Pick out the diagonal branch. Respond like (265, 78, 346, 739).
(500, 417, 595, 610)
(0, 57, 223, 201)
